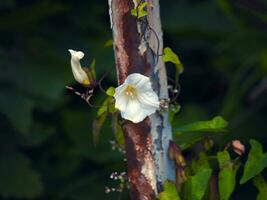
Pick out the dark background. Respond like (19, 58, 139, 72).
(0, 0, 266, 199)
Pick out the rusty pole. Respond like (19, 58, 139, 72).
(108, 0, 175, 199)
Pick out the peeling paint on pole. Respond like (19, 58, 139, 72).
(108, 0, 175, 199)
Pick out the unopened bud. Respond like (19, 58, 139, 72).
(169, 141, 186, 167)
(232, 140, 245, 156)
(176, 167, 187, 184)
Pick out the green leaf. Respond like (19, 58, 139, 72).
(175, 116, 228, 134)
(112, 113, 125, 147)
(240, 139, 267, 184)
(217, 151, 238, 200)
(174, 116, 228, 150)
(190, 168, 212, 200)
(106, 87, 115, 96)
(131, 8, 138, 17)
(131, 2, 148, 19)
(253, 175, 267, 200)
(191, 153, 210, 173)
(90, 58, 96, 79)
(169, 103, 181, 123)
(184, 153, 212, 200)
(0, 151, 43, 198)
(97, 96, 115, 116)
(103, 39, 113, 47)
(97, 99, 108, 116)
(163, 47, 184, 74)
(158, 180, 181, 200)
(92, 112, 107, 145)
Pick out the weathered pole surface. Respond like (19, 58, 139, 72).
(108, 0, 175, 199)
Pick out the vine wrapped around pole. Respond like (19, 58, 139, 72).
(108, 0, 175, 199)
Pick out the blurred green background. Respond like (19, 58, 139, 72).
(0, 0, 266, 199)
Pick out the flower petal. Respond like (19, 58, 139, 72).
(125, 73, 150, 86)
(68, 49, 84, 60)
(137, 90, 160, 108)
(114, 92, 128, 112)
(121, 98, 146, 123)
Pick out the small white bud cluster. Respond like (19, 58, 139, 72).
(109, 140, 126, 154)
(159, 98, 170, 110)
(105, 172, 128, 194)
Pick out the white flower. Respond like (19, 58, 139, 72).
(114, 73, 160, 123)
(68, 49, 90, 86)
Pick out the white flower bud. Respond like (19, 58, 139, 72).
(68, 49, 90, 86)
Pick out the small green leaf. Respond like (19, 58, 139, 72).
(184, 153, 212, 200)
(218, 151, 231, 166)
(169, 103, 181, 123)
(217, 151, 238, 200)
(131, 9, 138, 17)
(174, 116, 228, 150)
(253, 175, 267, 200)
(175, 116, 228, 134)
(163, 47, 183, 74)
(92, 112, 107, 145)
(90, 58, 96, 79)
(190, 168, 212, 200)
(191, 153, 210, 173)
(137, 2, 148, 18)
(112, 113, 125, 147)
(108, 101, 116, 113)
(131, 2, 148, 19)
(158, 180, 181, 200)
(103, 39, 113, 47)
(106, 87, 115, 96)
(240, 140, 267, 184)
(97, 103, 107, 116)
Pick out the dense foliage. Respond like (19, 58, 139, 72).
(0, 0, 266, 199)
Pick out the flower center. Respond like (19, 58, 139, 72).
(124, 85, 137, 98)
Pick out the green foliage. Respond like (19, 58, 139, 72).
(0, 151, 43, 198)
(0, 91, 34, 135)
(175, 116, 228, 149)
(169, 103, 181, 123)
(240, 140, 267, 184)
(163, 47, 183, 74)
(90, 58, 97, 79)
(190, 168, 212, 200)
(253, 175, 267, 200)
(93, 112, 107, 144)
(158, 181, 181, 200)
(183, 153, 212, 200)
(0, 1, 68, 32)
(131, 2, 148, 19)
(111, 113, 125, 147)
(104, 39, 113, 47)
(93, 94, 116, 144)
(185, 168, 212, 200)
(106, 86, 115, 96)
(217, 151, 238, 200)
(175, 116, 228, 133)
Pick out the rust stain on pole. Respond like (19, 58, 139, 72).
(111, 0, 152, 84)
(123, 119, 155, 199)
(109, 0, 170, 199)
